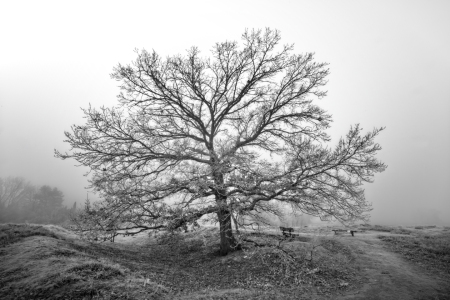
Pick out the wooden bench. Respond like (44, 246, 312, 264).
(332, 229, 357, 236)
(280, 226, 294, 237)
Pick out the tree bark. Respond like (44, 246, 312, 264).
(213, 164, 241, 255)
(217, 207, 238, 256)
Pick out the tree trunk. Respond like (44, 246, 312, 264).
(213, 166, 240, 255)
(217, 207, 238, 255)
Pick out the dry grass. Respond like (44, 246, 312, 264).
(379, 231, 450, 276)
(0, 224, 168, 299)
(0, 223, 59, 246)
(0, 224, 364, 299)
(358, 224, 413, 235)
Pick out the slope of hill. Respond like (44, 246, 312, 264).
(0, 223, 449, 299)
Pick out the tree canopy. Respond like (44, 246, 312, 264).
(56, 29, 386, 255)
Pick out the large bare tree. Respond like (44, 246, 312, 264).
(56, 29, 386, 255)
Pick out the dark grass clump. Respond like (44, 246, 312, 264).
(68, 262, 125, 280)
(379, 232, 450, 274)
(371, 225, 393, 232)
(360, 224, 393, 232)
(0, 224, 59, 246)
(390, 227, 412, 235)
(360, 224, 412, 235)
(414, 225, 436, 230)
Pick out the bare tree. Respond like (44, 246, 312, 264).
(0, 177, 32, 207)
(55, 29, 386, 255)
(0, 177, 36, 222)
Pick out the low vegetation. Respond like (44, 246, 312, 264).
(3, 223, 449, 299)
(0, 224, 132, 299)
(0, 224, 363, 299)
(361, 223, 450, 276)
(0, 223, 59, 246)
(358, 224, 412, 235)
(379, 231, 450, 275)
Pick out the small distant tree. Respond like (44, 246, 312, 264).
(32, 185, 65, 223)
(56, 29, 386, 255)
(34, 186, 64, 207)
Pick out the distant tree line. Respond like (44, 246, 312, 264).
(0, 177, 76, 224)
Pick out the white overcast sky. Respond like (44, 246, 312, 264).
(1, 0, 449, 225)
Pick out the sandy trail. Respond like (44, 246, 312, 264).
(333, 232, 449, 300)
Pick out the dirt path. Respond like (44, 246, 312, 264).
(333, 232, 449, 300)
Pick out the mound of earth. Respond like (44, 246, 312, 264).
(1, 223, 449, 299)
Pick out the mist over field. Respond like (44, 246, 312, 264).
(1, 0, 449, 226)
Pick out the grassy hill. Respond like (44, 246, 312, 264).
(0, 224, 363, 299)
(1, 223, 449, 299)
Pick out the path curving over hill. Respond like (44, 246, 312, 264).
(334, 232, 449, 300)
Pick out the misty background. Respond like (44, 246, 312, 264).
(1, 0, 449, 226)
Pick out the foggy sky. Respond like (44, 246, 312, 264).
(1, 0, 449, 225)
